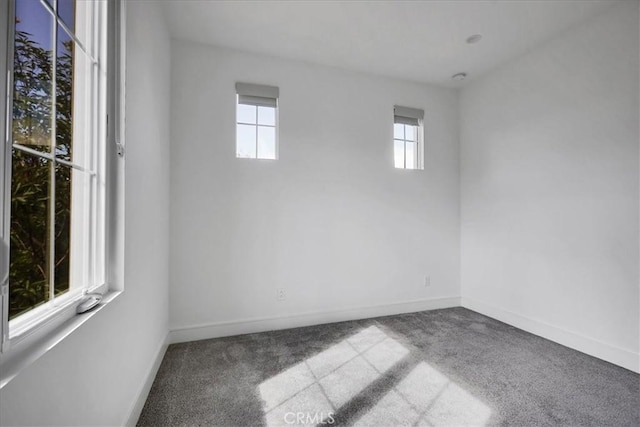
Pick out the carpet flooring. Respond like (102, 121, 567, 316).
(138, 308, 639, 426)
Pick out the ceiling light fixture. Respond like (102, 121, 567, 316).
(466, 34, 483, 44)
(452, 73, 467, 82)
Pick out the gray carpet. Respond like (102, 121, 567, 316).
(138, 308, 639, 426)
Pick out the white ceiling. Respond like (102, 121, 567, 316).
(162, 0, 620, 88)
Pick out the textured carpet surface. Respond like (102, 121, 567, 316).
(138, 308, 639, 426)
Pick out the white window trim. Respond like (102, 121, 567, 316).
(0, 0, 125, 389)
(235, 82, 279, 160)
(393, 108, 424, 171)
(394, 123, 422, 170)
(235, 99, 279, 160)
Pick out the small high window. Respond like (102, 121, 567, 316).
(236, 82, 279, 160)
(393, 105, 424, 170)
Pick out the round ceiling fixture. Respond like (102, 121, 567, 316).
(452, 73, 467, 82)
(466, 34, 483, 44)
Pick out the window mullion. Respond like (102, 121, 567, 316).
(403, 125, 407, 169)
(12, 145, 94, 175)
(12, 143, 54, 160)
(56, 157, 94, 175)
(404, 140, 407, 169)
(254, 107, 258, 159)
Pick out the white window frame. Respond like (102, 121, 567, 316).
(394, 123, 422, 169)
(236, 101, 278, 160)
(235, 82, 279, 160)
(0, 0, 125, 389)
(393, 105, 424, 170)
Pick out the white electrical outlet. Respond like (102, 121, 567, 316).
(424, 276, 431, 287)
(277, 288, 286, 301)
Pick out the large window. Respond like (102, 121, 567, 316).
(1, 0, 118, 347)
(236, 82, 279, 160)
(393, 105, 424, 170)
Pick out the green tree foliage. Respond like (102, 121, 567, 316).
(9, 19, 73, 319)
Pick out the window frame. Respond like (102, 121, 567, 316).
(236, 101, 279, 160)
(394, 123, 420, 169)
(235, 82, 279, 161)
(393, 106, 424, 171)
(0, 0, 124, 389)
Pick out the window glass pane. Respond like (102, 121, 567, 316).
(257, 126, 276, 160)
(13, 0, 54, 153)
(237, 103, 256, 124)
(57, 0, 75, 32)
(56, 25, 74, 162)
(404, 124, 417, 142)
(394, 140, 404, 169)
(394, 123, 404, 140)
(405, 141, 417, 170)
(9, 150, 52, 320)
(257, 106, 276, 126)
(54, 164, 71, 296)
(237, 124, 257, 158)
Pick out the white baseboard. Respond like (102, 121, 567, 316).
(461, 297, 640, 373)
(125, 332, 169, 427)
(169, 296, 461, 344)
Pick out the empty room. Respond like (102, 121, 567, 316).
(0, 0, 638, 426)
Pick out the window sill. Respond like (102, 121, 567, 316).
(0, 290, 122, 389)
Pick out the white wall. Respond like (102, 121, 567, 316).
(169, 42, 460, 337)
(0, 1, 171, 425)
(460, 2, 639, 372)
